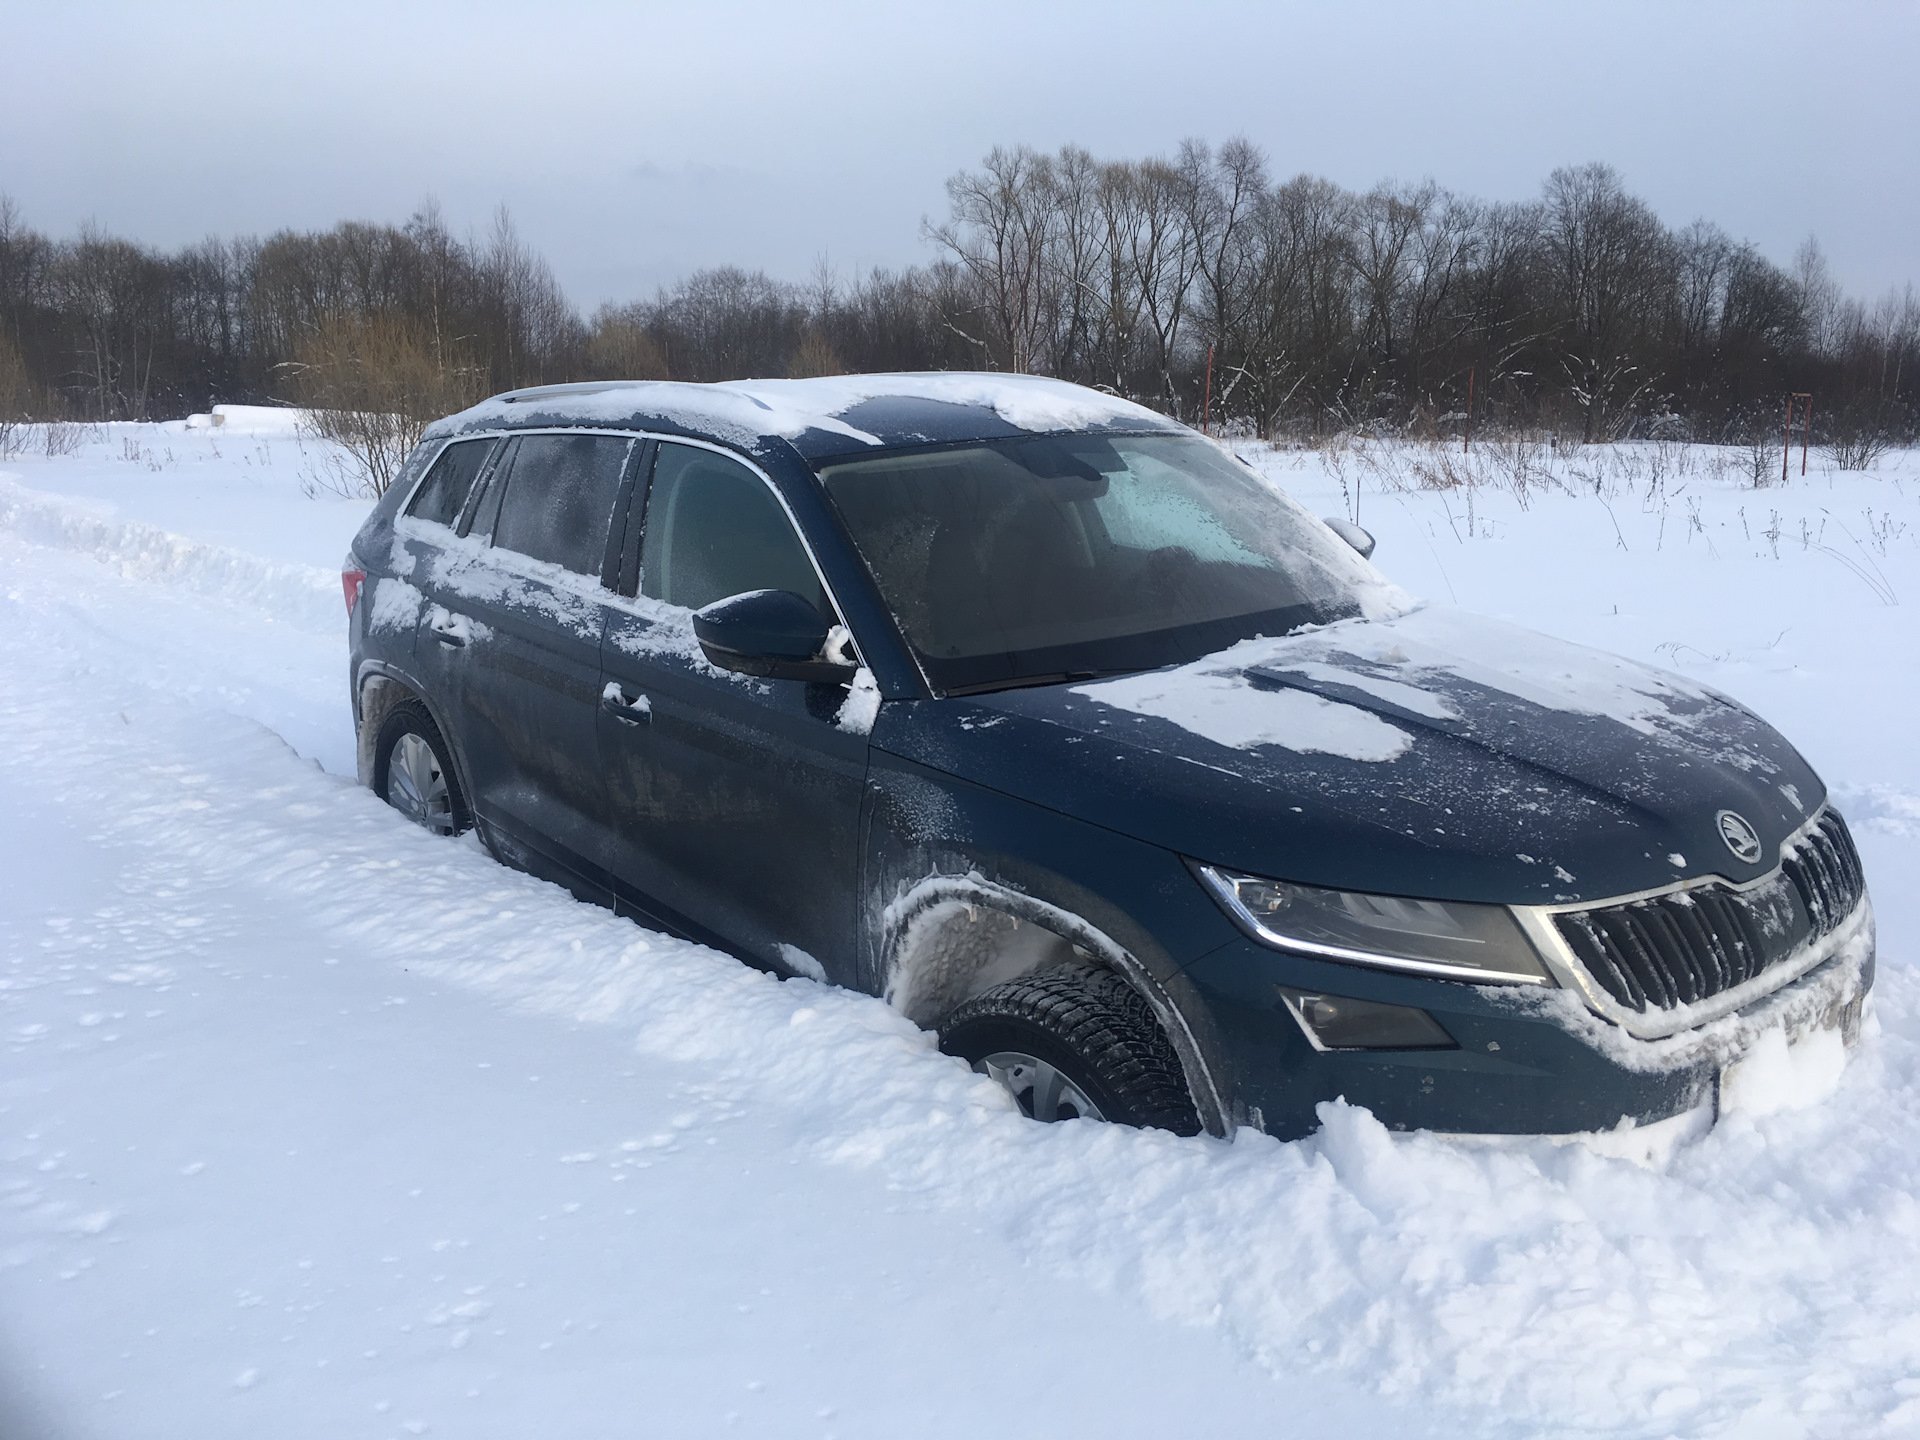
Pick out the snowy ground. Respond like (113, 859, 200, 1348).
(2, 420, 1918, 1439)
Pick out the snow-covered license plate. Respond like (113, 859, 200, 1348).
(1717, 990, 1864, 1116)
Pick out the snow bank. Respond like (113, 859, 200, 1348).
(0, 476, 342, 634)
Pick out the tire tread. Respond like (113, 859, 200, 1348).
(942, 965, 1201, 1135)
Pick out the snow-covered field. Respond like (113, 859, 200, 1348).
(2, 418, 1917, 1439)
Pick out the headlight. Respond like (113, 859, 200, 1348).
(1196, 866, 1551, 985)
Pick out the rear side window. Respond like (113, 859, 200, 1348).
(640, 442, 825, 613)
(406, 438, 496, 527)
(490, 433, 634, 576)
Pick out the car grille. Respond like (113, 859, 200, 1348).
(1553, 809, 1864, 1013)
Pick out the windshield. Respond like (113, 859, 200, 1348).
(819, 433, 1377, 695)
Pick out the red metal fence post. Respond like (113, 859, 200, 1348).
(1783, 397, 1793, 486)
(1801, 396, 1812, 476)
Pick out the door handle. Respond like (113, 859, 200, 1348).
(601, 682, 651, 724)
(428, 611, 469, 647)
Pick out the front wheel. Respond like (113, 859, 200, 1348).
(372, 699, 470, 836)
(939, 965, 1201, 1134)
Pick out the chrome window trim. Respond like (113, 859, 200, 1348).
(422, 426, 866, 671)
(1509, 804, 1867, 1040)
(614, 432, 865, 670)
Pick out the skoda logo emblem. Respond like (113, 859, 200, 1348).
(1717, 810, 1763, 864)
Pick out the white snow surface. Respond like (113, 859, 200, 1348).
(182, 403, 315, 436)
(1073, 599, 1726, 761)
(834, 665, 882, 735)
(716, 372, 1173, 436)
(1080, 666, 1416, 762)
(3, 426, 1920, 1438)
(442, 372, 1174, 451)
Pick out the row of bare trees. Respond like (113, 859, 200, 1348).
(0, 198, 583, 428)
(1, 142, 1914, 456)
(920, 144, 1917, 449)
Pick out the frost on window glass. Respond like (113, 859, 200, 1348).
(640, 443, 825, 614)
(490, 433, 633, 576)
(1091, 461, 1274, 569)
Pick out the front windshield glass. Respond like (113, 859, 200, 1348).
(819, 432, 1377, 695)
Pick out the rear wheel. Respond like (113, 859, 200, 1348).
(372, 699, 470, 836)
(940, 965, 1201, 1134)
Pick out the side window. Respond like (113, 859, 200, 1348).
(406, 438, 496, 527)
(640, 443, 825, 613)
(489, 433, 633, 576)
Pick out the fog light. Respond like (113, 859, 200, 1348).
(1279, 987, 1457, 1051)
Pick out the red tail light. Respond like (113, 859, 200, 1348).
(342, 565, 367, 617)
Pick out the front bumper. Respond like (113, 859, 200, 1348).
(1179, 893, 1875, 1140)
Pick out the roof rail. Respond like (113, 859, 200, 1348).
(495, 381, 654, 404)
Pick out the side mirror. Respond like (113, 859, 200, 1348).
(1323, 517, 1376, 559)
(693, 589, 858, 683)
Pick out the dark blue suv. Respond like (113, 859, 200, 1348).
(344, 374, 1874, 1139)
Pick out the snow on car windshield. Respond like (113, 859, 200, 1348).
(819, 433, 1387, 694)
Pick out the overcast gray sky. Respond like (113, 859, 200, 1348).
(4, 0, 1915, 307)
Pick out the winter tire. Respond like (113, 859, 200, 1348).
(373, 699, 470, 836)
(940, 964, 1201, 1134)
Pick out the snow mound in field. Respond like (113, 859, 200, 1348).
(181, 403, 315, 436)
(0, 477, 341, 634)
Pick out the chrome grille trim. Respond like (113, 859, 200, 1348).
(1512, 806, 1871, 1040)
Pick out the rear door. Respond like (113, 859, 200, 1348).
(598, 440, 869, 979)
(392, 433, 502, 718)
(432, 430, 641, 896)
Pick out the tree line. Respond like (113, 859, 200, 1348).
(1, 143, 1914, 455)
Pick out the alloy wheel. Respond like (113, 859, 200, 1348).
(386, 731, 454, 834)
(977, 1050, 1106, 1123)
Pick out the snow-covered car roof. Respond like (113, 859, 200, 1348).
(426, 372, 1187, 461)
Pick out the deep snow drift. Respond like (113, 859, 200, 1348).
(2, 422, 1918, 1439)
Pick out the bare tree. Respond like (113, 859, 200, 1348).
(580, 304, 670, 380)
(285, 311, 485, 495)
(1186, 136, 1268, 417)
(926, 146, 1060, 372)
(1122, 157, 1202, 412)
(1540, 163, 1672, 439)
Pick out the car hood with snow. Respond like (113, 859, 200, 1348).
(873, 605, 1823, 908)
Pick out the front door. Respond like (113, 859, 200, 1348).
(598, 440, 869, 981)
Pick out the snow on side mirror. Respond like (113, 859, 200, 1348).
(692, 589, 858, 684)
(1323, 517, 1376, 560)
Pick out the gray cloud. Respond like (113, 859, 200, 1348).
(4, 0, 1914, 305)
